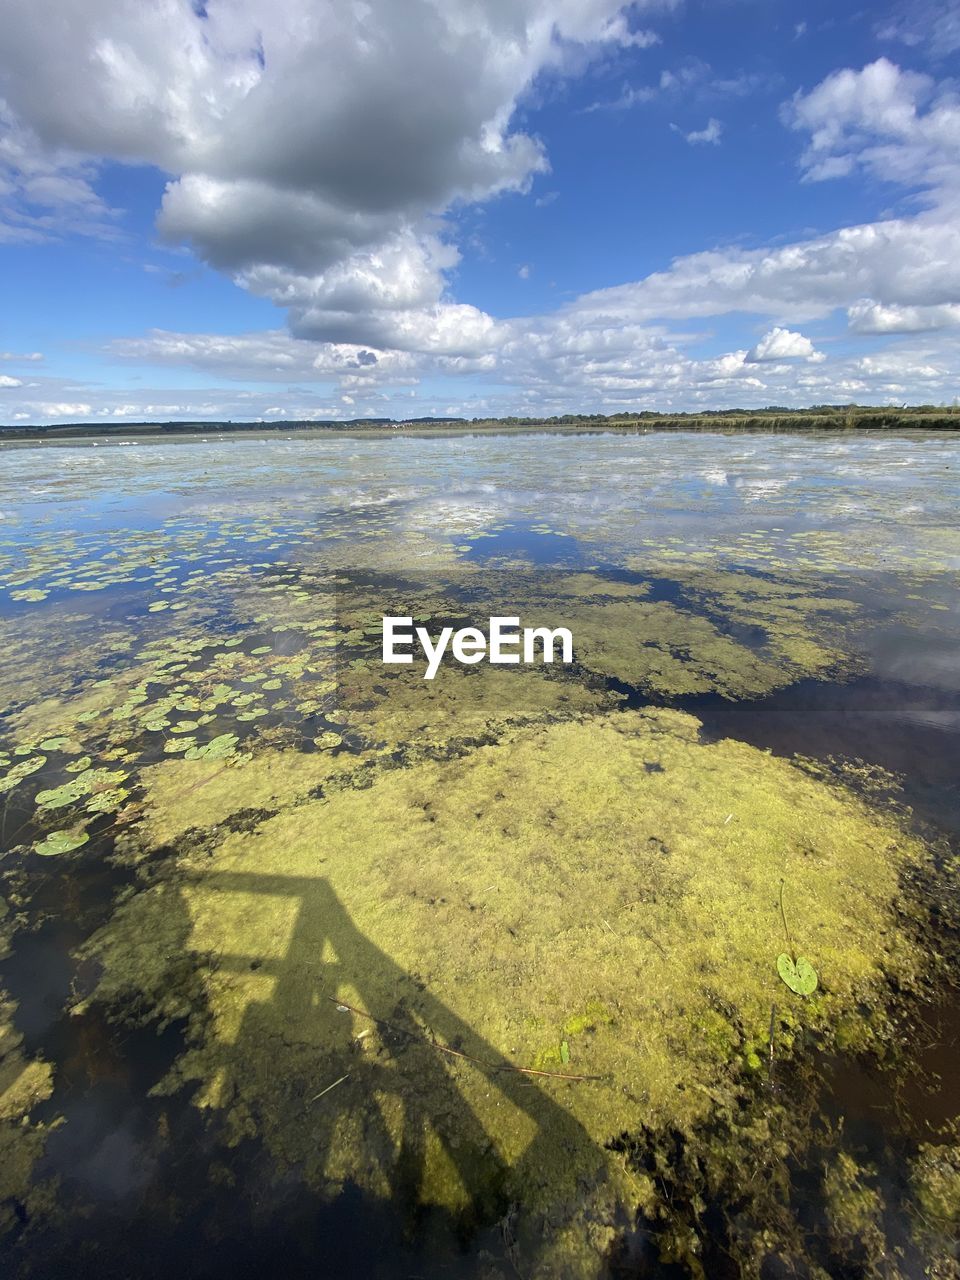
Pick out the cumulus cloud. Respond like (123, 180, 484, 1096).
(0, 375, 24, 387)
(783, 57, 960, 191)
(0, 0, 664, 344)
(746, 327, 821, 362)
(556, 55, 960, 337)
(4, 9, 960, 406)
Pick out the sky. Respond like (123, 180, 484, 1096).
(2, 0, 960, 424)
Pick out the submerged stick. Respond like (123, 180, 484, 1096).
(310, 1073, 349, 1103)
(327, 996, 603, 1082)
(778, 878, 794, 961)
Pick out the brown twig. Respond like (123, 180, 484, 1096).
(326, 996, 604, 1082)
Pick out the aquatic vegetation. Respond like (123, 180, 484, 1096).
(1, 430, 959, 1277)
(74, 707, 934, 1264)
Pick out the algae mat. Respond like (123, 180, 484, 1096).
(1, 429, 959, 1279)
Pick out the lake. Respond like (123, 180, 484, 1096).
(1, 428, 958, 1278)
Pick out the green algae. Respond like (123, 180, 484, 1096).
(77, 708, 932, 1255)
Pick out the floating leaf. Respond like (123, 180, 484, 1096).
(35, 781, 85, 809)
(34, 829, 89, 857)
(86, 788, 129, 814)
(184, 733, 239, 761)
(777, 954, 818, 996)
(0, 756, 47, 793)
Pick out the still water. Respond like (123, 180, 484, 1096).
(0, 429, 958, 1278)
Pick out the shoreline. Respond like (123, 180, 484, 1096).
(2, 408, 960, 445)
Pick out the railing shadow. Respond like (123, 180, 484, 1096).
(178, 867, 602, 1240)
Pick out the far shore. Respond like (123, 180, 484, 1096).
(2, 406, 960, 444)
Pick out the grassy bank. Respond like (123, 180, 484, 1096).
(2, 404, 960, 441)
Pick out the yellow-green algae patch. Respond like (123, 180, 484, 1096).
(571, 600, 788, 697)
(133, 748, 356, 845)
(336, 660, 618, 755)
(0, 994, 55, 1237)
(78, 708, 928, 1253)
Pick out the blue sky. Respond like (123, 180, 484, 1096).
(2, 0, 960, 423)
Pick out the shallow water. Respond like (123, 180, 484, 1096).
(1, 429, 958, 1278)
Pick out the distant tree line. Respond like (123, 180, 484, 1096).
(2, 402, 960, 440)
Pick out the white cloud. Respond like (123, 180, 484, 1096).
(518, 264, 531, 279)
(0, 375, 24, 387)
(783, 58, 960, 191)
(0, 0, 666, 345)
(0, 101, 121, 242)
(8, 318, 960, 425)
(678, 118, 722, 145)
(746, 327, 821, 362)
(878, 2, 960, 57)
(37, 402, 92, 416)
(0, 350, 43, 361)
(561, 214, 960, 327)
(4, 15, 960, 411)
(847, 299, 960, 333)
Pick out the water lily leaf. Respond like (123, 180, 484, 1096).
(184, 733, 239, 761)
(35, 781, 85, 809)
(0, 756, 47, 793)
(777, 954, 818, 996)
(35, 829, 89, 856)
(86, 787, 129, 814)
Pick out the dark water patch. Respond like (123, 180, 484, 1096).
(687, 674, 960, 840)
(464, 520, 585, 566)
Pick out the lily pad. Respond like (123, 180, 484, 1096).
(34, 829, 89, 856)
(777, 953, 818, 996)
(35, 781, 85, 809)
(0, 756, 47, 793)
